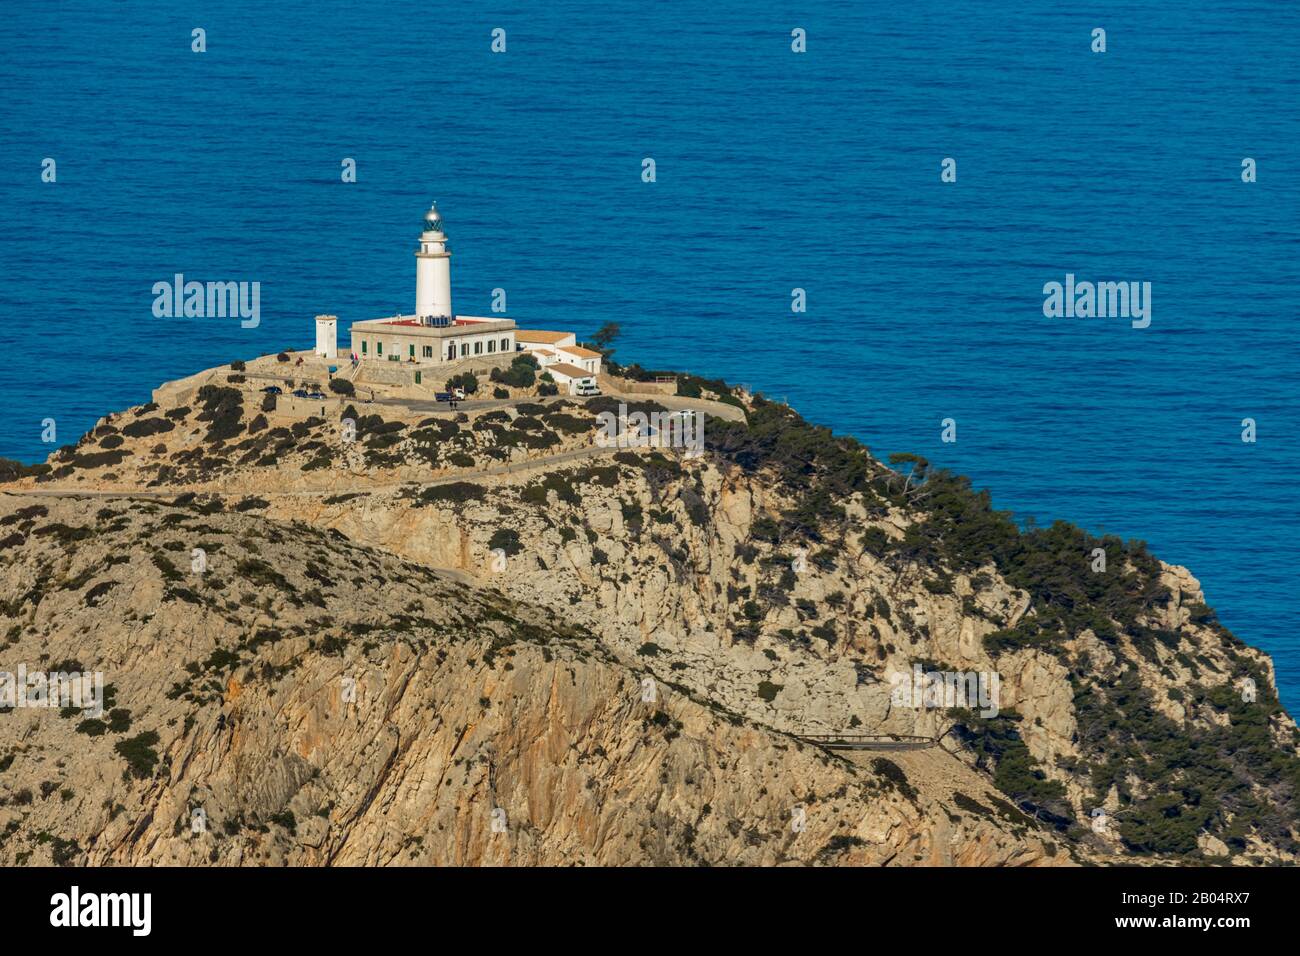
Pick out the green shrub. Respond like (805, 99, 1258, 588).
(0, 458, 51, 482)
(488, 528, 522, 556)
(872, 758, 919, 802)
(446, 372, 479, 395)
(68, 448, 128, 470)
(195, 385, 245, 443)
(417, 482, 486, 505)
(493, 355, 538, 388)
(75, 719, 107, 736)
(235, 558, 292, 592)
(121, 417, 174, 439)
(521, 473, 579, 506)
(950, 711, 1070, 828)
(115, 731, 161, 779)
(545, 413, 589, 435)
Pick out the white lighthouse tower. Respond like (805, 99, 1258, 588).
(415, 201, 452, 325)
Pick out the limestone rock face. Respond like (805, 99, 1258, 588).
(0, 498, 1060, 867)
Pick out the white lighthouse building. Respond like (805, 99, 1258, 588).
(336, 200, 600, 393)
(348, 201, 517, 365)
(415, 201, 452, 323)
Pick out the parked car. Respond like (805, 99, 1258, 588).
(291, 389, 309, 398)
(575, 381, 601, 397)
(261, 385, 282, 395)
(304, 390, 326, 400)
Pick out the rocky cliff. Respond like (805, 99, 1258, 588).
(1, 361, 1296, 865)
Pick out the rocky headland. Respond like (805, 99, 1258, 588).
(1, 352, 1296, 866)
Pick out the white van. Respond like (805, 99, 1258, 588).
(574, 380, 601, 397)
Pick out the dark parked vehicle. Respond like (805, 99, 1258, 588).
(292, 389, 309, 398)
(434, 392, 452, 402)
(261, 385, 282, 395)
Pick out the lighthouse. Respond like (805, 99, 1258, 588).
(415, 201, 452, 325)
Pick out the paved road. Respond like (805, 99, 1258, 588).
(369, 392, 584, 416)
(799, 734, 938, 752)
(186, 371, 747, 423)
(0, 441, 661, 503)
(367, 390, 746, 423)
(815, 741, 934, 752)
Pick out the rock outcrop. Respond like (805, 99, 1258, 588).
(0, 499, 1060, 866)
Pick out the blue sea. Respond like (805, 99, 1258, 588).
(2, 2, 1297, 710)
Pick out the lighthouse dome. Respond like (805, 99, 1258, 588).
(421, 202, 444, 233)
